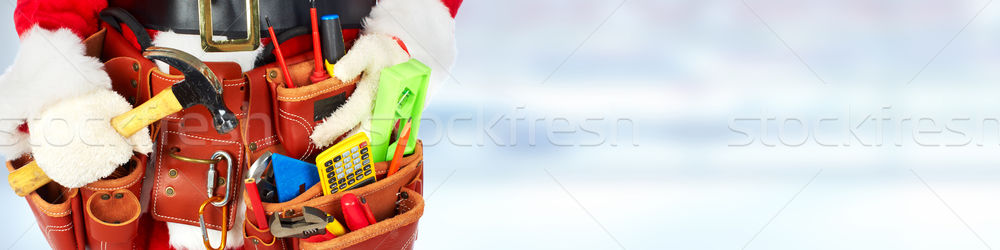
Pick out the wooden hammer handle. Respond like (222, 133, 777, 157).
(111, 88, 183, 137)
(8, 161, 50, 197)
(8, 89, 183, 196)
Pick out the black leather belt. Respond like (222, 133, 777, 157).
(109, 0, 375, 37)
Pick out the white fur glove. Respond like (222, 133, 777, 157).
(310, 34, 409, 148)
(0, 26, 152, 188)
(28, 89, 153, 188)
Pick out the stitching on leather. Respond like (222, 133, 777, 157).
(43, 222, 72, 242)
(84, 172, 142, 191)
(343, 221, 415, 247)
(278, 110, 315, 161)
(42, 208, 72, 217)
(277, 108, 316, 160)
(243, 219, 277, 246)
(256, 139, 279, 150)
(276, 84, 344, 101)
(222, 79, 245, 87)
(46, 223, 72, 229)
(163, 112, 247, 121)
(278, 109, 312, 130)
(152, 72, 244, 86)
(300, 143, 315, 161)
(278, 113, 311, 134)
(165, 131, 240, 144)
(152, 130, 244, 228)
(152, 135, 166, 220)
(151, 73, 182, 84)
(401, 230, 418, 250)
(310, 171, 402, 210)
(252, 135, 277, 145)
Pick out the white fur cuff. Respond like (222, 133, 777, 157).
(364, 0, 456, 102)
(28, 89, 153, 188)
(310, 34, 410, 148)
(0, 26, 111, 159)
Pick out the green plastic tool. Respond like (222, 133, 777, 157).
(370, 59, 430, 163)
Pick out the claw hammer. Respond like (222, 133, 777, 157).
(8, 47, 238, 197)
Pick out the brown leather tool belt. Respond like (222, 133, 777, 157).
(6, 15, 426, 249)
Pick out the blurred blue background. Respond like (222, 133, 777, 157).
(3, 0, 1000, 249)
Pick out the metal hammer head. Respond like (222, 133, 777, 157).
(143, 46, 238, 134)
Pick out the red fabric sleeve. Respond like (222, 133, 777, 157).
(14, 0, 108, 39)
(440, 0, 462, 18)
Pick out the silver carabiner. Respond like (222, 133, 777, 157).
(206, 151, 234, 207)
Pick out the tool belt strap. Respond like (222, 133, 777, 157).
(108, 0, 374, 37)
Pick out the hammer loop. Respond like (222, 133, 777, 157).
(169, 147, 222, 164)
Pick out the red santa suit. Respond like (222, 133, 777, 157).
(2, 0, 461, 249)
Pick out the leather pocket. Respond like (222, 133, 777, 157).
(81, 154, 146, 250)
(147, 59, 248, 231)
(83, 190, 142, 250)
(241, 213, 288, 250)
(6, 156, 86, 250)
(150, 126, 244, 231)
(243, 141, 425, 250)
(299, 187, 425, 250)
(266, 59, 359, 161)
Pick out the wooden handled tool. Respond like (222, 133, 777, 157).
(8, 47, 237, 197)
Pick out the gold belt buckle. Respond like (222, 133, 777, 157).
(198, 0, 261, 52)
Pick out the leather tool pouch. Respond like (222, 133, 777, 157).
(80, 154, 147, 250)
(266, 55, 358, 160)
(146, 64, 248, 231)
(10, 10, 426, 248)
(243, 141, 425, 250)
(6, 157, 87, 250)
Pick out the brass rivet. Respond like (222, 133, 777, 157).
(168, 169, 178, 178)
(114, 193, 124, 199)
(132, 62, 140, 71)
(101, 194, 111, 200)
(268, 71, 277, 79)
(217, 177, 226, 187)
(249, 142, 258, 151)
(165, 187, 175, 197)
(130, 79, 138, 88)
(252, 239, 260, 244)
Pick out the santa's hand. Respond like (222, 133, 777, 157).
(28, 89, 153, 188)
(310, 34, 409, 148)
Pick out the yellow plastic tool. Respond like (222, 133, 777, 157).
(315, 132, 377, 196)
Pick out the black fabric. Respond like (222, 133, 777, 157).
(255, 26, 310, 67)
(99, 7, 154, 51)
(108, 0, 375, 37)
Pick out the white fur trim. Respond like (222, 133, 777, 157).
(27, 89, 153, 188)
(152, 31, 264, 73)
(167, 201, 245, 250)
(0, 26, 111, 159)
(310, 34, 409, 148)
(364, 0, 457, 102)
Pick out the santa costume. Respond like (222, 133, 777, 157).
(1, 0, 460, 249)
